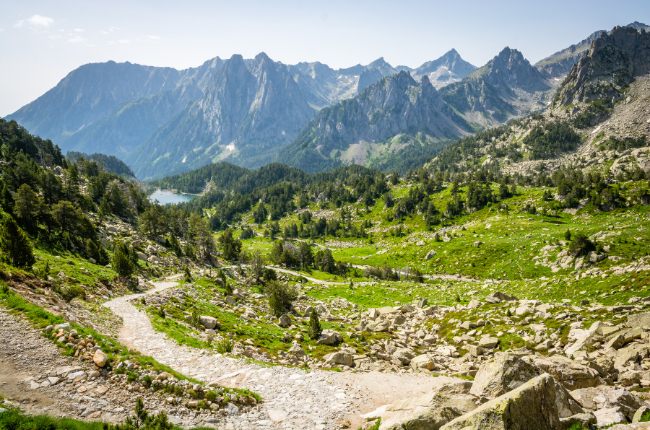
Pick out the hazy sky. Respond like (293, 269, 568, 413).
(1, 0, 648, 116)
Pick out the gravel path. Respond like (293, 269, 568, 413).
(103, 279, 457, 429)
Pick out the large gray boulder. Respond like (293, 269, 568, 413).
(470, 354, 542, 399)
(628, 312, 650, 329)
(373, 381, 477, 430)
(278, 314, 291, 328)
(533, 355, 600, 390)
(316, 329, 342, 345)
(410, 354, 434, 371)
(323, 351, 354, 367)
(392, 348, 416, 365)
(441, 374, 562, 430)
(199, 316, 217, 329)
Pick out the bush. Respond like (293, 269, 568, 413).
(267, 281, 298, 317)
(205, 390, 217, 402)
(215, 338, 233, 354)
(60, 285, 85, 302)
(568, 233, 595, 257)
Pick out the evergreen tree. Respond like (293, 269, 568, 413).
(184, 265, 192, 282)
(112, 242, 135, 277)
(99, 197, 111, 219)
(0, 215, 36, 268)
(308, 308, 322, 340)
(0, 181, 15, 214)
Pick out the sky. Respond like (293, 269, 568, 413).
(1, 0, 648, 116)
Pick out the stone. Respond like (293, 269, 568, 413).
(610, 423, 650, 430)
(441, 374, 562, 430)
(278, 314, 291, 328)
(225, 296, 236, 305)
(371, 381, 477, 430)
(267, 409, 288, 422)
(317, 329, 342, 345)
(559, 412, 597, 429)
(467, 300, 481, 309)
(614, 343, 650, 369)
(478, 337, 499, 349)
(633, 406, 650, 423)
(93, 350, 108, 367)
(392, 348, 416, 365)
(594, 407, 627, 427)
(323, 351, 354, 367)
(485, 291, 517, 304)
(628, 312, 650, 329)
(571, 386, 646, 421)
(465, 345, 483, 357)
(410, 354, 434, 371)
(470, 354, 542, 399)
(533, 355, 599, 390)
(425, 250, 437, 260)
(199, 316, 217, 329)
(288, 344, 306, 358)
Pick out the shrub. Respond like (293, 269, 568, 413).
(205, 390, 217, 402)
(183, 265, 192, 282)
(197, 400, 208, 409)
(127, 372, 137, 382)
(267, 281, 298, 317)
(568, 233, 595, 257)
(215, 338, 233, 354)
(142, 375, 152, 387)
(60, 285, 85, 302)
(187, 389, 198, 399)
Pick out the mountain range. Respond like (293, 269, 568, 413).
(5, 22, 647, 179)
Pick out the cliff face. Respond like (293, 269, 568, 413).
(128, 53, 315, 180)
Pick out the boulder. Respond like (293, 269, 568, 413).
(470, 354, 542, 399)
(317, 329, 342, 345)
(628, 312, 650, 329)
(93, 350, 108, 368)
(559, 412, 597, 430)
(199, 316, 217, 329)
(485, 291, 518, 304)
(373, 381, 477, 430)
(425, 250, 437, 260)
(633, 406, 650, 423)
(610, 423, 650, 430)
(478, 336, 499, 349)
(288, 344, 306, 358)
(278, 314, 291, 328)
(323, 351, 354, 367)
(614, 343, 650, 369)
(410, 354, 434, 371)
(392, 348, 416, 365)
(441, 374, 562, 430)
(570, 386, 646, 421)
(533, 355, 599, 390)
(594, 407, 627, 427)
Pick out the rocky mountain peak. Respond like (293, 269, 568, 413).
(555, 25, 650, 107)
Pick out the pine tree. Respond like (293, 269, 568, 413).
(184, 265, 192, 282)
(112, 242, 134, 277)
(308, 308, 322, 340)
(0, 182, 15, 214)
(99, 197, 111, 219)
(0, 215, 36, 268)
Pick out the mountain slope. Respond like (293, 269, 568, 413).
(58, 81, 204, 157)
(6, 57, 223, 146)
(440, 47, 553, 127)
(412, 49, 477, 88)
(128, 53, 316, 180)
(276, 71, 473, 173)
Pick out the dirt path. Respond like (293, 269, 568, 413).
(103, 279, 458, 429)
